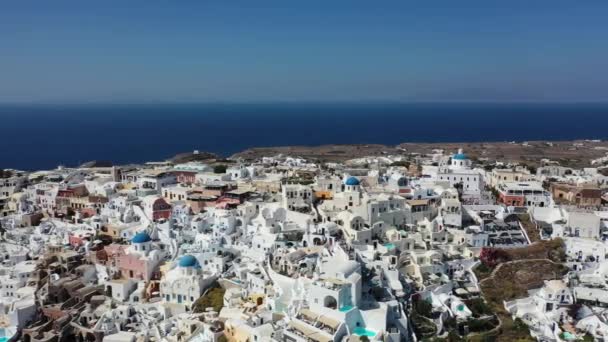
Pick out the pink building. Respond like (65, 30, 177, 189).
(104, 232, 163, 281)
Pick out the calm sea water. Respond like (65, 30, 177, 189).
(1, 102, 607, 170)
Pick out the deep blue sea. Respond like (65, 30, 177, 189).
(1, 102, 607, 170)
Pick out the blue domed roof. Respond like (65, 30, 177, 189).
(344, 177, 360, 186)
(453, 153, 468, 160)
(178, 255, 199, 268)
(131, 232, 151, 243)
(397, 177, 408, 187)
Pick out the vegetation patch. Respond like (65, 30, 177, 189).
(479, 238, 565, 269)
(282, 177, 314, 185)
(193, 285, 225, 313)
(471, 239, 568, 341)
(466, 316, 499, 333)
(412, 298, 438, 339)
(478, 260, 567, 341)
(516, 213, 541, 243)
(473, 262, 494, 281)
(213, 164, 228, 174)
(465, 298, 493, 318)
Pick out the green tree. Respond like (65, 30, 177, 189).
(414, 298, 433, 318)
(213, 164, 227, 174)
(469, 298, 493, 317)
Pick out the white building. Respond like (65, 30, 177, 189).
(282, 184, 314, 212)
(136, 170, 177, 194)
(436, 149, 484, 197)
(226, 165, 252, 180)
(160, 255, 217, 309)
(497, 182, 553, 207)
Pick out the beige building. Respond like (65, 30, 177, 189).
(488, 168, 535, 188)
(551, 183, 602, 207)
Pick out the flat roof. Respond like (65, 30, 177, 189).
(407, 199, 429, 206)
(289, 320, 333, 342)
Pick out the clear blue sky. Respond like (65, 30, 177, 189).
(2, 1, 608, 103)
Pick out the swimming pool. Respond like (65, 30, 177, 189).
(353, 327, 376, 337)
(384, 243, 396, 250)
(339, 305, 354, 312)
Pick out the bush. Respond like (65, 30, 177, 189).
(468, 298, 493, 317)
(479, 248, 512, 268)
(282, 177, 314, 185)
(213, 164, 227, 174)
(474, 263, 493, 280)
(411, 313, 437, 338)
(390, 161, 410, 168)
(193, 286, 225, 313)
(447, 330, 464, 342)
(467, 318, 496, 332)
(414, 298, 433, 318)
(512, 318, 529, 333)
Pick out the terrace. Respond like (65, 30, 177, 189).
(286, 319, 334, 342)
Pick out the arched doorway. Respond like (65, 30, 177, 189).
(324, 295, 337, 309)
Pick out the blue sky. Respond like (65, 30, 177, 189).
(1, 1, 608, 103)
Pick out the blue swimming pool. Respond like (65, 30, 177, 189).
(339, 305, 354, 312)
(0, 328, 7, 342)
(384, 243, 396, 250)
(353, 327, 376, 337)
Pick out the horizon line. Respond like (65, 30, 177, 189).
(2, 99, 608, 106)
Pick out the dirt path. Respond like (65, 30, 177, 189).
(478, 258, 557, 285)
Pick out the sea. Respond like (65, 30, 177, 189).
(1, 102, 607, 171)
